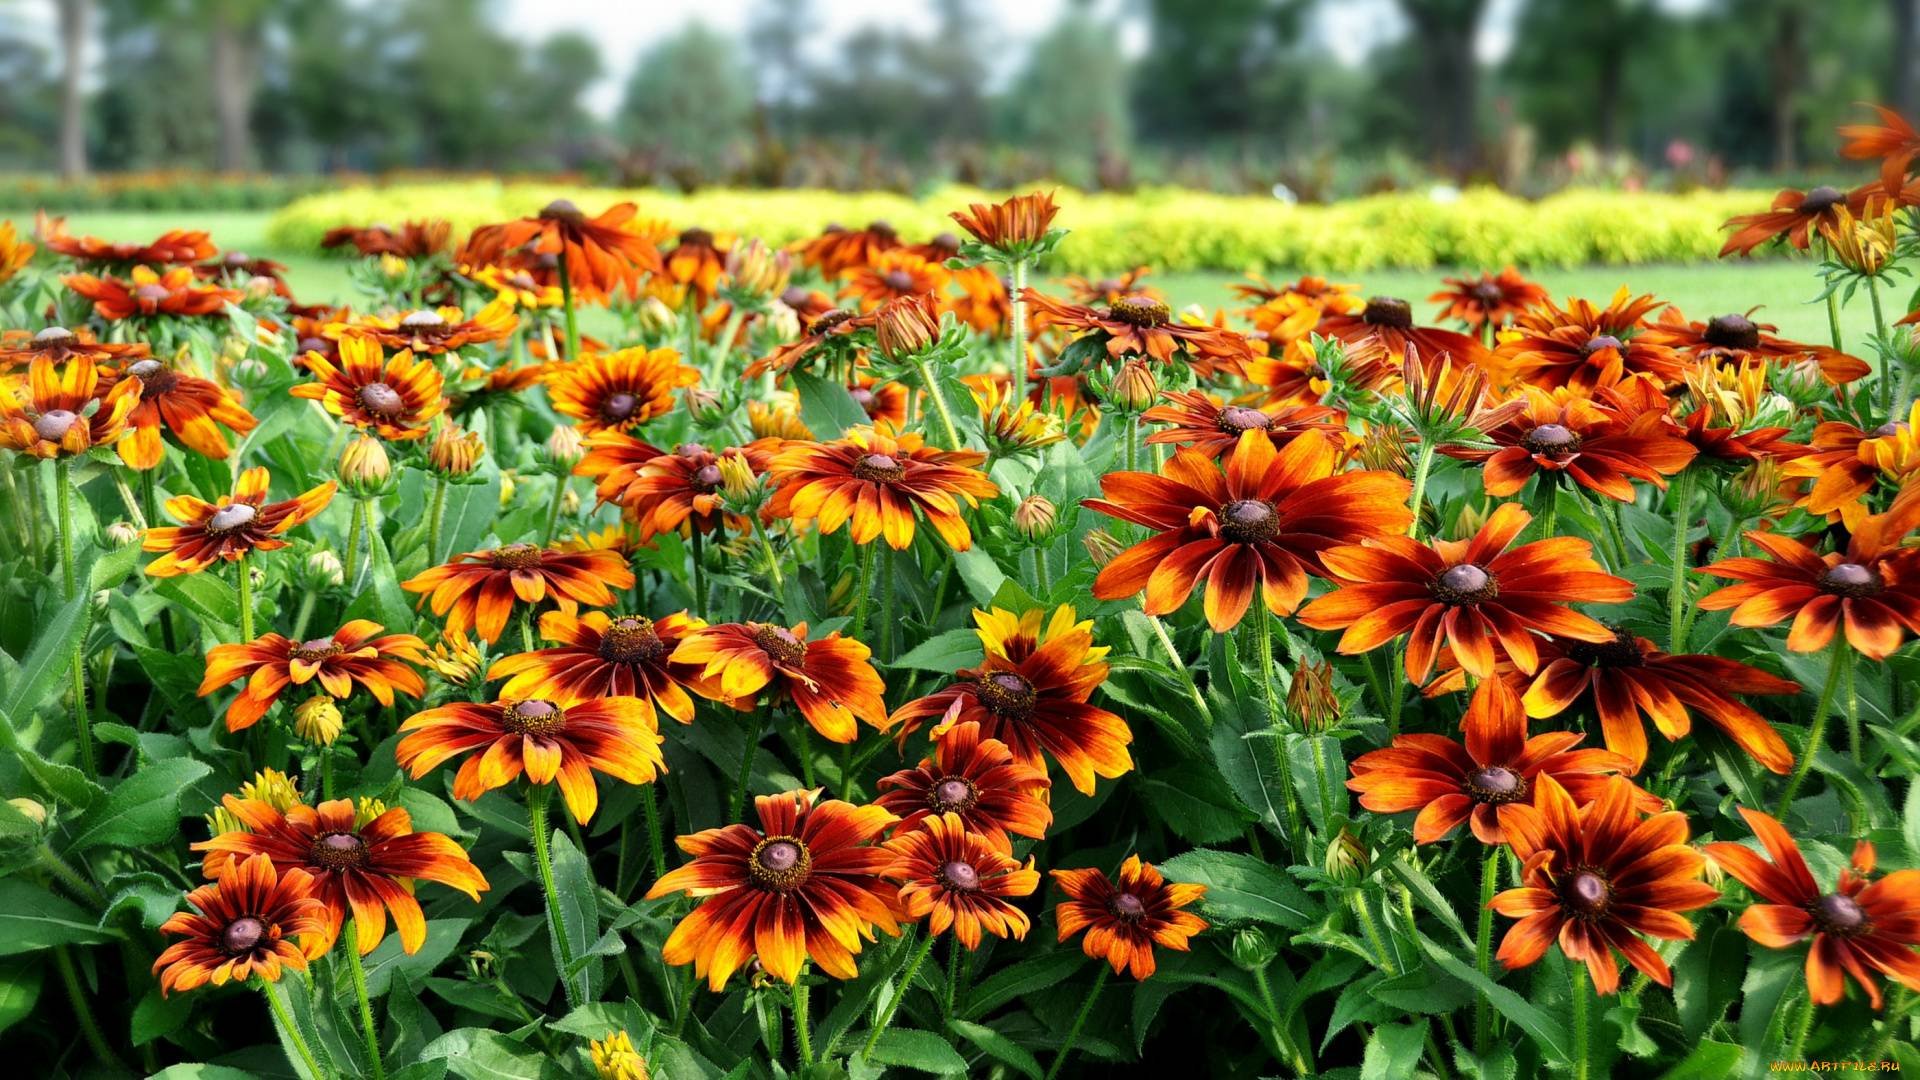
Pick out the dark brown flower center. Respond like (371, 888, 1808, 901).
(810, 309, 853, 335)
(1218, 498, 1280, 543)
(1522, 423, 1581, 456)
(32, 409, 77, 442)
(1801, 186, 1845, 213)
(1433, 563, 1498, 605)
(1363, 296, 1413, 329)
(222, 916, 266, 954)
(540, 198, 586, 224)
(1565, 627, 1644, 668)
(490, 543, 544, 570)
(975, 671, 1036, 719)
(1703, 314, 1760, 351)
(501, 699, 566, 736)
(680, 228, 713, 248)
(1811, 892, 1868, 936)
(292, 637, 342, 662)
(1819, 562, 1884, 598)
(852, 453, 906, 483)
(128, 358, 164, 380)
(33, 326, 74, 343)
(309, 831, 368, 869)
(600, 616, 666, 664)
(1216, 405, 1273, 433)
(752, 624, 808, 666)
(929, 775, 978, 813)
(1582, 335, 1625, 357)
(1470, 281, 1506, 306)
(359, 381, 404, 419)
(941, 860, 981, 892)
(1467, 765, 1528, 804)
(749, 836, 812, 891)
(1563, 869, 1611, 918)
(691, 464, 724, 492)
(602, 391, 639, 421)
(1108, 295, 1171, 327)
(207, 503, 258, 533)
(400, 310, 445, 329)
(1110, 892, 1147, 921)
(868, 220, 897, 241)
(882, 269, 915, 292)
(134, 283, 172, 304)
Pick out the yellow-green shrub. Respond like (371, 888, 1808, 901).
(265, 181, 1783, 272)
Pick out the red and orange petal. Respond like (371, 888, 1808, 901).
(291, 334, 445, 440)
(544, 346, 699, 434)
(199, 620, 429, 732)
(1052, 855, 1208, 980)
(764, 428, 1000, 551)
(143, 466, 337, 578)
(153, 853, 328, 994)
(884, 812, 1039, 949)
(874, 719, 1053, 851)
(487, 609, 718, 725)
(108, 358, 258, 470)
(670, 622, 889, 743)
(0, 354, 141, 458)
(401, 544, 635, 644)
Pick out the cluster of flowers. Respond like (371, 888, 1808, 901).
(5, 103, 1920, 1077)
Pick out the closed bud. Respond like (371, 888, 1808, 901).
(591, 1030, 651, 1080)
(429, 424, 484, 478)
(1325, 828, 1369, 885)
(292, 696, 344, 746)
(105, 520, 141, 547)
(1082, 527, 1125, 567)
(725, 238, 790, 301)
(1013, 494, 1057, 541)
(339, 435, 390, 493)
(244, 275, 278, 300)
(635, 296, 677, 336)
(1112, 359, 1160, 413)
(354, 797, 388, 830)
(1287, 659, 1341, 733)
(7, 797, 47, 829)
(561, 487, 581, 516)
(1231, 927, 1278, 971)
(683, 385, 723, 425)
(306, 549, 345, 587)
(718, 452, 757, 499)
(763, 301, 802, 343)
(545, 424, 583, 468)
(874, 292, 942, 358)
(1769, 357, 1827, 407)
(1726, 458, 1788, 520)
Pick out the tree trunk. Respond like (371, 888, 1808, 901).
(1894, 0, 1920, 117)
(1398, 0, 1486, 177)
(210, 7, 256, 172)
(1767, 5, 1801, 171)
(1596, 53, 1624, 152)
(56, 0, 88, 180)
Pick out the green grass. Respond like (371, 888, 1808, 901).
(32, 210, 1891, 349)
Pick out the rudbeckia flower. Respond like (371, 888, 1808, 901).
(64, 265, 241, 320)
(291, 334, 445, 441)
(1490, 774, 1717, 994)
(1021, 288, 1255, 370)
(670, 621, 888, 743)
(658, 227, 729, 307)
(1298, 502, 1633, 682)
(1141, 390, 1345, 459)
(105, 356, 258, 470)
(889, 605, 1132, 795)
(840, 250, 950, 312)
(143, 466, 336, 577)
(1719, 185, 1870, 257)
(743, 306, 878, 380)
(874, 720, 1052, 852)
(1430, 267, 1549, 332)
(544, 346, 700, 435)
(488, 610, 718, 725)
(195, 797, 488, 955)
(1310, 294, 1491, 375)
(1777, 400, 1920, 527)
(794, 220, 901, 278)
(336, 299, 517, 355)
(1490, 289, 1685, 392)
(884, 812, 1039, 949)
(1638, 308, 1868, 386)
(1052, 855, 1208, 980)
(586, 440, 777, 542)
(1447, 384, 1697, 502)
(396, 696, 665, 823)
(0, 354, 140, 458)
(199, 620, 429, 732)
(647, 788, 901, 989)
(38, 211, 214, 265)
(153, 854, 326, 994)
(323, 220, 452, 259)
(1085, 430, 1413, 632)
(401, 543, 634, 644)
(463, 200, 664, 301)
(949, 189, 1060, 254)
(0, 325, 150, 372)
(1348, 679, 1654, 844)
(764, 426, 1000, 551)
(1705, 808, 1920, 1008)
(1838, 104, 1920, 196)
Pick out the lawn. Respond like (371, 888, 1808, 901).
(30, 209, 1891, 348)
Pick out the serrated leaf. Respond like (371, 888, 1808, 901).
(864, 1028, 968, 1074)
(889, 628, 983, 672)
(948, 1019, 1041, 1079)
(1157, 848, 1318, 929)
(794, 371, 872, 438)
(66, 758, 211, 852)
(0, 592, 85, 720)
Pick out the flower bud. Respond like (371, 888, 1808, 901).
(1231, 927, 1278, 971)
(306, 549, 345, 587)
(545, 424, 583, 469)
(105, 521, 141, 547)
(354, 797, 388, 830)
(725, 238, 790, 301)
(239, 767, 301, 811)
(7, 797, 47, 829)
(245, 275, 278, 301)
(1287, 659, 1341, 734)
(683, 385, 723, 425)
(561, 487, 581, 516)
(1111, 359, 1160, 413)
(1082, 527, 1124, 567)
(635, 296, 677, 337)
(763, 301, 802, 343)
(292, 696, 344, 747)
(1726, 459, 1788, 520)
(1769, 357, 1827, 408)
(719, 452, 757, 500)
(874, 293, 942, 358)
(1325, 828, 1369, 885)
(429, 424, 484, 478)
(499, 471, 517, 506)
(1013, 494, 1057, 542)
(591, 1030, 651, 1080)
(339, 435, 391, 494)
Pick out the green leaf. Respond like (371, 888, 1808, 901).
(1673, 921, 1745, 1044)
(154, 574, 241, 636)
(1360, 1022, 1428, 1080)
(1737, 946, 1801, 1059)
(131, 986, 193, 1046)
(358, 918, 472, 997)
(948, 1019, 1041, 1079)
(1656, 1039, 1743, 1080)
(864, 1028, 969, 1074)
(1904, 777, 1920, 863)
(549, 829, 603, 1001)
(794, 371, 872, 438)
(1286, 733, 1347, 836)
(0, 881, 115, 955)
(0, 958, 43, 1037)
(1418, 935, 1570, 1066)
(0, 592, 85, 720)
(437, 472, 503, 563)
(421, 1028, 561, 1080)
(88, 540, 141, 593)
(952, 547, 1008, 606)
(1137, 761, 1255, 844)
(1157, 849, 1318, 929)
(66, 758, 212, 852)
(0, 705, 99, 809)
(964, 949, 1085, 1018)
(889, 628, 984, 672)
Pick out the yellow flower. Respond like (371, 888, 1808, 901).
(239, 768, 302, 810)
(0, 220, 34, 282)
(590, 1031, 649, 1080)
(973, 378, 1064, 456)
(469, 263, 562, 309)
(353, 797, 389, 830)
(426, 632, 484, 686)
(292, 696, 344, 746)
(1819, 199, 1899, 276)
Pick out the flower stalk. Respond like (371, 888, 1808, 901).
(54, 458, 95, 778)
(861, 931, 937, 1060)
(1775, 638, 1848, 819)
(342, 917, 386, 1080)
(1043, 964, 1108, 1080)
(527, 783, 580, 1009)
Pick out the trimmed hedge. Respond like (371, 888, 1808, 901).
(264, 181, 1785, 272)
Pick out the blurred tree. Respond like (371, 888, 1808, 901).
(0, 21, 58, 169)
(93, 0, 218, 169)
(1392, 0, 1487, 174)
(1132, 0, 1307, 144)
(619, 22, 753, 185)
(999, 1, 1130, 168)
(1501, 0, 1658, 154)
(56, 0, 88, 177)
(202, 0, 270, 171)
(747, 0, 815, 133)
(1890, 0, 1919, 115)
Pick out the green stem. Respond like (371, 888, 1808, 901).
(861, 932, 937, 1059)
(1407, 440, 1437, 538)
(1776, 639, 1849, 819)
(557, 257, 580, 362)
(753, 516, 786, 591)
(912, 357, 963, 448)
(263, 976, 329, 1079)
(54, 459, 95, 779)
(944, 935, 962, 1019)
(291, 590, 317, 643)
(689, 529, 707, 619)
(1826, 290, 1845, 352)
(1571, 961, 1590, 1080)
(710, 306, 747, 381)
(1536, 476, 1558, 540)
(343, 498, 365, 593)
(1009, 259, 1029, 402)
(641, 783, 667, 880)
(1030, 546, 1052, 597)
(343, 917, 386, 1080)
(1868, 275, 1891, 417)
(519, 607, 535, 654)
(39, 845, 104, 907)
(140, 468, 177, 651)
(1474, 847, 1498, 1055)
(1353, 892, 1398, 975)
(1666, 468, 1695, 653)
(1123, 415, 1138, 474)
(792, 973, 815, 1066)
(1144, 613, 1212, 730)
(541, 473, 568, 544)
(853, 541, 876, 641)
(528, 784, 580, 1009)
(55, 945, 121, 1070)
(236, 552, 255, 643)
(1044, 965, 1109, 1080)
(1250, 963, 1311, 1075)
(731, 713, 766, 822)
(322, 745, 335, 800)
(1254, 605, 1306, 851)
(1845, 643, 1861, 764)
(879, 545, 895, 662)
(427, 475, 448, 564)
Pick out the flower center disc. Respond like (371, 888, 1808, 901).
(1819, 561, 1883, 598)
(690, 463, 724, 493)
(600, 617, 666, 663)
(502, 699, 566, 736)
(208, 503, 258, 533)
(1566, 627, 1644, 668)
(309, 831, 369, 869)
(33, 326, 74, 343)
(1109, 892, 1148, 921)
(292, 637, 342, 662)
(1467, 765, 1528, 804)
(749, 836, 812, 891)
(1433, 563, 1498, 604)
(929, 776, 978, 813)
(1522, 423, 1581, 457)
(810, 309, 853, 335)
(1703, 314, 1761, 350)
(222, 916, 266, 954)
(1582, 335, 1625, 357)
(941, 860, 981, 892)
(1871, 421, 1909, 438)
(1801, 186, 1845, 213)
(882, 269, 915, 292)
(359, 381, 404, 418)
(1562, 869, 1611, 918)
(540, 198, 586, 224)
(1216, 405, 1273, 433)
(976, 671, 1036, 719)
(400, 310, 446, 329)
(490, 543, 543, 570)
(848, 387, 876, 409)
(852, 453, 906, 483)
(32, 409, 78, 442)
(1811, 892, 1868, 936)
(1471, 281, 1506, 306)
(1219, 498, 1280, 543)
(752, 624, 808, 666)
(1108, 295, 1171, 327)
(602, 391, 639, 422)
(134, 283, 172, 304)
(1362, 296, 1413, 329)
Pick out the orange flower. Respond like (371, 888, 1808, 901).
(884, 812, 1038, 948)
(336, 299, 517, 355)
(584, 440, 777, 541)
(1063, 266, 1163, 309)
(764, 426, 999, 551)
(463, 200, 664, 301)
(874, 720, 1052, 852)
(322, 220, 452, 259)
(1021, 288, 1255, 371)
(401, 543, 634, 644)
(841, 250, 950, 314)
(153, 853, 326, 994)
(1298, 502, 1633, 682)
(0, 326, 150, 373)
(647, 788, 900, 988)
(64, 265, 241, 320)
(1521, 628, 1800, 774)
(948, 264, 1011, 335)
(195, 797, 487, 955)
(1490, 289, 1685, 392)
(105, 355, 258, 470)
(488, 609, 718, 725)
(291, 335, 445, 441)
(1347, 679, 1653, 845)
(199, 620, 428, 732)
(1490, 774, 1717, 994)
(1447, 385, 1697, 502)
(38, 211, 214, 265)
(659, 227, 729, 307)
(1430, 267, 1549, 331)
(744, 306, 878, 380)
(670, 621, 888, 743)
(0, 354, 140, 458)
(143, 466, 336, 577)
(544, 346, 699, 435)
(1838, 104, 1920, 196)
(889, 605, 1132, 795)
(396, 696, 664, 823)
(1310, 295, 1491, 375)
(1638, 308, 1868, 387)
(1777, 400, 1920, 526)
(850, 376, 911, 428)
(1052, 855, 1207, 980)
(794, 220, 901, 278)
(1086, 430, 1414, 632)
(1704, 808, 1920, 1008)
(949, 189, 1060, 253)
(1719, 185, 1869, 257)
(1141, 390, 1345, 458)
